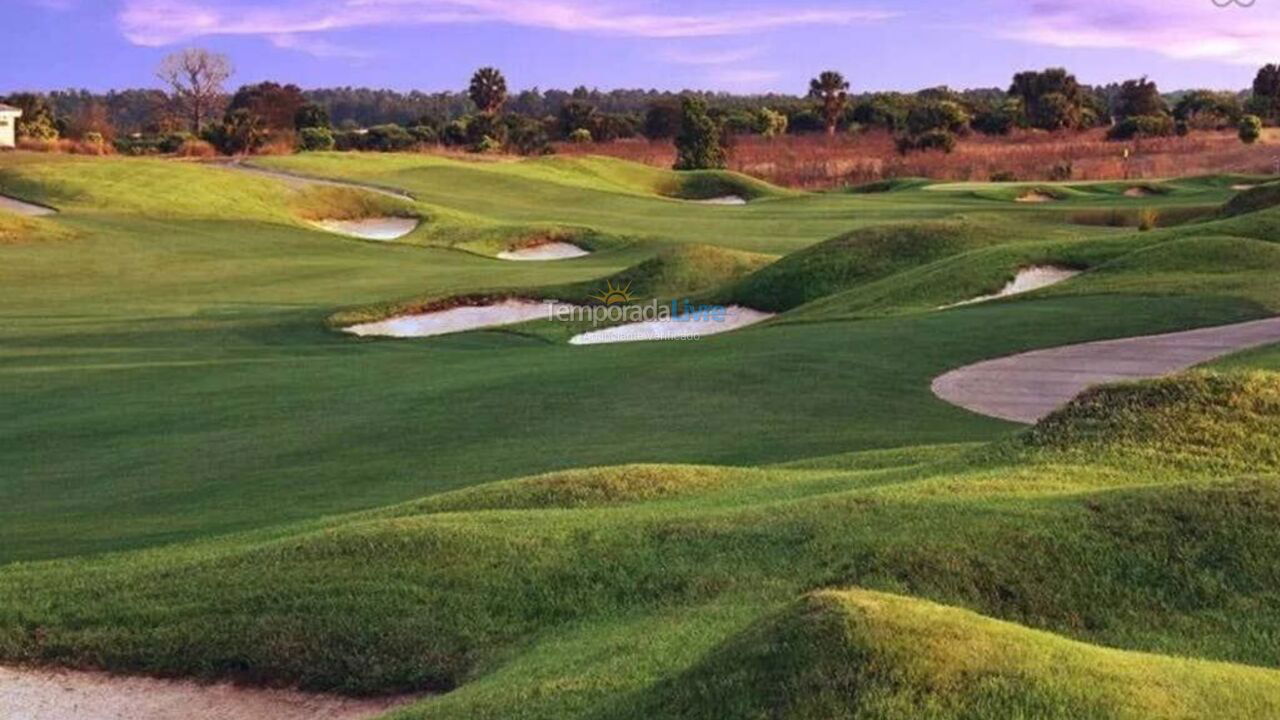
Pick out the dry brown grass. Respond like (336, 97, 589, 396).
(16, 137, 115, 156)
(554, 128, 1280, 188)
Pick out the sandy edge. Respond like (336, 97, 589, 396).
(0, 665, 422, 720)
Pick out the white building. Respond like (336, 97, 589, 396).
(0, 104, 22, 149)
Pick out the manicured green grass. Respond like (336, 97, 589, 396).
(2, 150, 1278, 719)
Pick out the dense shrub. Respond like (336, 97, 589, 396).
(364, 124, 415, 152)
(157, 132, 194, 153)
(757, 108, 788, 138)
(408, 125, 438, 145)
(175, 139, 217, 158)
(333, 130, 365, 151)
(114, 135, 162, 156)
(895, 129, 957, 154)
(299, 127, 336, 152)
(568, 128, 592, 144)
(674, 96, 726, 170)
(1106, 114, 1174, 140)
(441, 119, 469, 147)
(1240, 114, 1263, 145)
(507, 116, 552, 155)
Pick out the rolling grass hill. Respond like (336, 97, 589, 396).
(2, 150, 1279, 719)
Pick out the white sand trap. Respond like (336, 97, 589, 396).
(310, 217, 418, 241)
(497, 242, 590, 261)
(691, 195, 748, 205)
(1014, 191, 1056, 203)
(0, 665, 416, 720)
(1232, 184, 1258, 191)
(944, 266, 1081, 308)
(1123, 186, 1156, 197)
(569, 306, 774, 345)
(0, 195, 56, 216)
(346, 299, 577, 338)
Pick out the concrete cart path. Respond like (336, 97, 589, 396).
(931, 317, 1280, 424)
(216, 159, 416, 201)
(0, 194, 57, 216)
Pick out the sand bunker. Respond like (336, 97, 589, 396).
(569, 306, 774, 345)
(690, 196, 748, 205)
(1123, 186, 1156, 197)
(345, 299, 577, 338)
(1014, 191, 1056, 203)
(0, 665, 414, 720)
(1232, 184, 1257, 191)
(310, 217, 418, 241)
(944, 266, 1081, 308)
(0, 195, 56, 217)
(497, 242, 590, 261)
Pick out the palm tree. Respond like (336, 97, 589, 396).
(808, 71, 850, 136)
(469, 67, 508, 116)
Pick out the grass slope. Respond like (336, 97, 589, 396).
(624, 589, 1280, 720)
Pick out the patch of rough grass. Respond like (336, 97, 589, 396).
(618, 589, 1280, 720)
(1024, 370, 1280, 472)
(0, 213, 77, 245)
(289, 185, 419, 223)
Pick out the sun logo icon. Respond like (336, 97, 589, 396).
(589, 280, 635, 305)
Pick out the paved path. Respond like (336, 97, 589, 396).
(215, 159, 416, 201)
(0, 665, 419, 720)
(932, 317, 1280, 423)
(0, 194, 56, 216)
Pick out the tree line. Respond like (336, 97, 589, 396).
(4, 48, 1279, 167)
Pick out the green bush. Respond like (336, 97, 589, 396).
(299, 127, 335, 152)
(895, 129, 956, 154)
(363, 124, 415, 152)
(673, 96, 726, 170)
(113, 136, 162, 156)
(1106, 114, 1174, 140)
(157, 132, 194, 154)
(1240, 114, 1263, 145)
(441, 120, 469, 147)
(470, 135, 502, 154)
(333, 130, 364, 151)
(408, 125, 438, 145)
(568, 128, 592, 144)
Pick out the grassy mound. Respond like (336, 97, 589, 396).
(330, 243, 773, 328)
(379, 464, 743, 514)
(846, 177, 933, 193)
(289, 185, 419, 222)
(662, 169, 791, 202)
(1219, 182, 1280, 219)
(722, 220, 1015, 312)
(621, 589, 1280, 720)
(1025, 371, 1280, 471)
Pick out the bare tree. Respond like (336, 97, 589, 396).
(157, 48, 233, 134)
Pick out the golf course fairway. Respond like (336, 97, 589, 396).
(3, 151, 1280, 719)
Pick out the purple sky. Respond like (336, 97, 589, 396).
(3, 0, 1277, 95)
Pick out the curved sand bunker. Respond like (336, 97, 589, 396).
(1014, 191, 1057, 203)
(1232, 184, 1258, 191)
(569, 306, 773, 345)
(345, 299, 577, 338)
(310, 217, 418, 241)
(0, 665, 414, 720)
(497, 242, 590, 261)
(932, 316, 1280, 423)
(943, 266, 1081, 308)
(691, 196, 748, 205)
(1123, 186, 1156, 197)
(0, 195, 56, 217)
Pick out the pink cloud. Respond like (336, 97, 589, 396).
(1003, 0, 1280, 65)
(120, 0, 895, 46)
